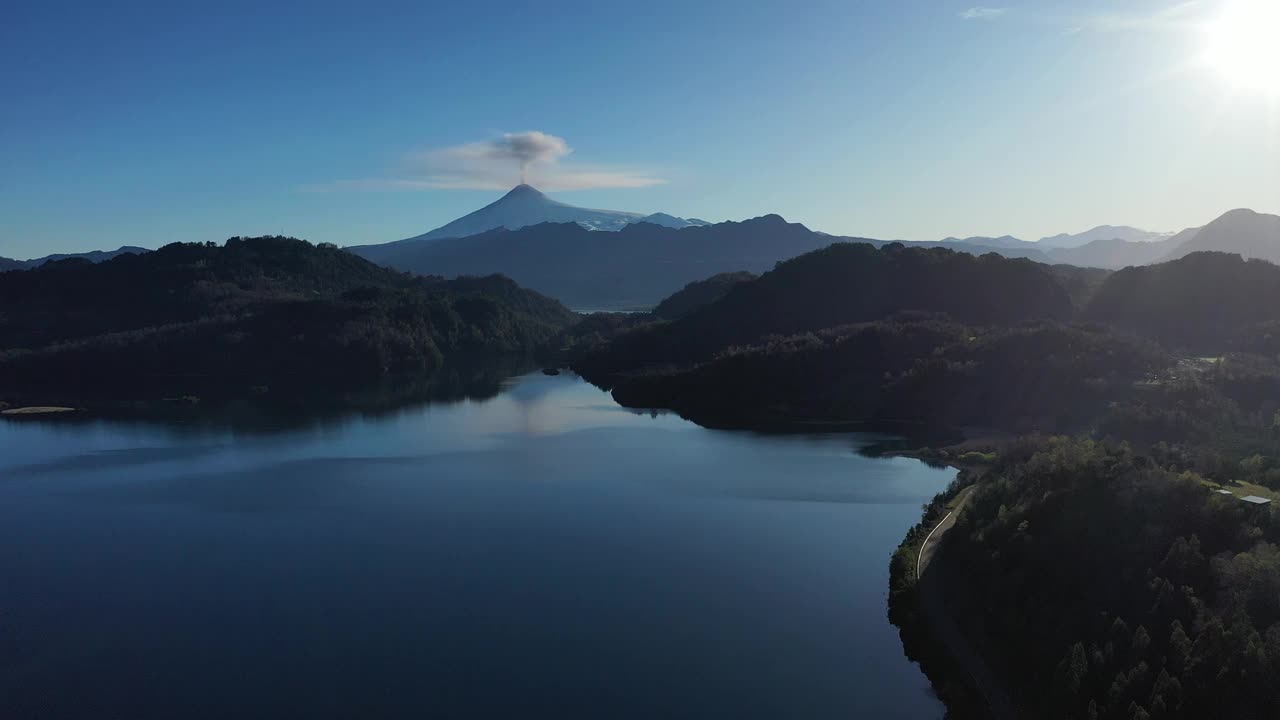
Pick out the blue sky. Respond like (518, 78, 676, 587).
(2, 0, 1278, 258)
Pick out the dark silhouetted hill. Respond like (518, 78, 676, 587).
(1083, 250, 1280, 351)
(603, 319, 1164, 431)
(1047, 264, 1113, 308)
(576, 241, 1075, 380)
(0, 236, 575, 408)
(652, 271, 756, 320)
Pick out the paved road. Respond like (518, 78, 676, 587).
(916, 487, 1019, 720)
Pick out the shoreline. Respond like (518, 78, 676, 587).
(1, 406, 80, 418)
(613, 396, 1017, 719)
(605, 391, 1015, 718)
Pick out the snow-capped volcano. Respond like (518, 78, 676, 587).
(424, 184, 644, 239)
(416, 184, 706, 240)
(350, 185, 708, 263)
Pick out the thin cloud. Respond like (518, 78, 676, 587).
(309, 131, 665, 193)
(960, 7, 1008, 20)
(963, 2, 1208, 34)
(1083, 1, 1205, 33)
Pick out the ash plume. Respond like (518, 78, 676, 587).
(487, 131, 570, 184)
(311, 131, 665, 192)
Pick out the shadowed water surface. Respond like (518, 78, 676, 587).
(0, 372, 951, 719)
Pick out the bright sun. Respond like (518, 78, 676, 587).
(1205, 0, 1280, 95)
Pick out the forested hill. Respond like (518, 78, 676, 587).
(651, 271, 756, 320)
(915, 439, 1280, 720)
(0, 236, 576, 408)
(1084, 251, 1280, 353)
(604, 320, 1166, 433)
(577, 242, 1075, 376)
(692, 242, 1074, 331)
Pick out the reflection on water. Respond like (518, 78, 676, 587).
(0, 371, 951, 719)
(17, 354, 540, 437)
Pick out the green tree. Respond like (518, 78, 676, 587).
(1168, 621, 1192, 677)
(1054, 642, 1090, 712)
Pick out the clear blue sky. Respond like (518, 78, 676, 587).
(3, 0, 1278, 258)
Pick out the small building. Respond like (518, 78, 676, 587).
(1240, 495, 1272, 506)
(1215, 489, 1234, 495)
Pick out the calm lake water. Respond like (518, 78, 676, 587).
(0, 372, 951, 719)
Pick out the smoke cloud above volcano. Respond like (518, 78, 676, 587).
(314, 131, 665, 192)
(487, 131, 570, 184)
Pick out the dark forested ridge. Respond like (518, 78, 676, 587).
(603, 319, 1166, 433)
(651, 271, 756, 320)
(0, 236, 576, 410)
(569, 241, 1280, 718)
(576, 248, 1280, 419)
(1084, 251, 1280, 353)
(687, 242, 1075, 333)
(1049, 264, 1116, 309)
(575, 242, 1075, 382)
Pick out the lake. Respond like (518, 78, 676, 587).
(0, 372, 951, 719)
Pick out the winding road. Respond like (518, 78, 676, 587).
(916, 487, 1019, 720)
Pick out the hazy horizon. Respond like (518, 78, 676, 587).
(2, 179, 1270, 260)
(4, 0, 1279, 258)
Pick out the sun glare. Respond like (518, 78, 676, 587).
(1205, 0, 1280, 95)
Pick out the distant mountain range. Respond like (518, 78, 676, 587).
(1038, 225, 1173, 248)
(937, 226, 1183, 268)
(347, 191, 1280, 309)
(354, 214, 849, 309)
(933, 217, 1277, 270)
(348, 184, 1098, 308)
(9, 187, 1278, 312)
(930, 225, 1196, 268)
(349, 208, 1054, 309)
(0, 246, 149, 272)
(950, 235, 1037, 249)
(1050, 210, 1280, 269)
(351, 186, 1241, 288)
